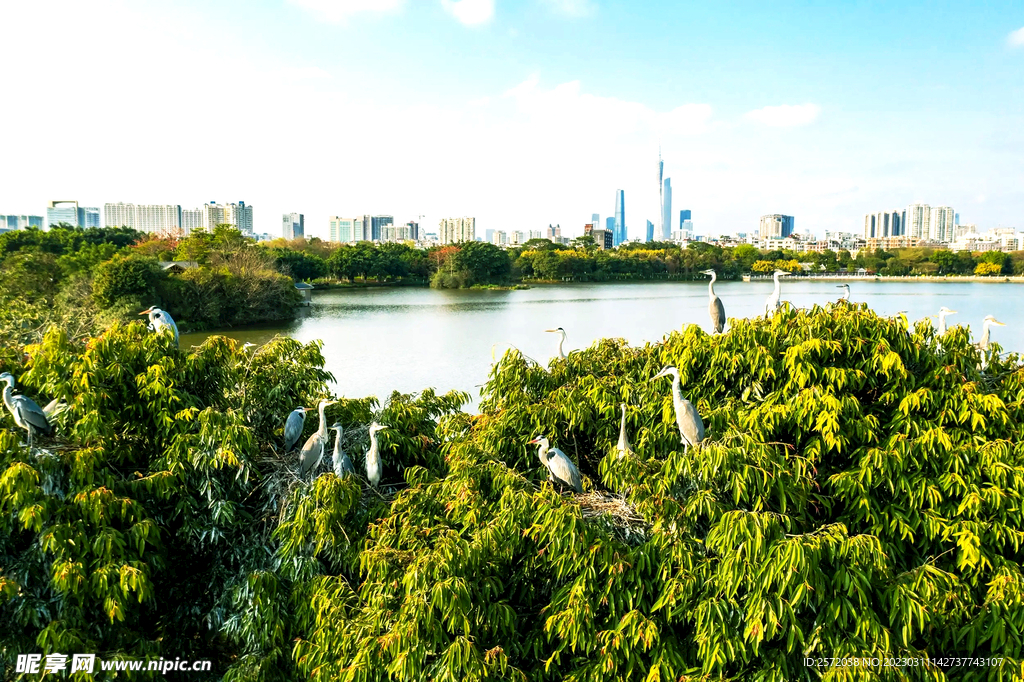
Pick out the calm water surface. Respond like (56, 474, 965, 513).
(180, 280, 1023, 409)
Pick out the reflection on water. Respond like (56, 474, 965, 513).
(180, 281, 1024, 410)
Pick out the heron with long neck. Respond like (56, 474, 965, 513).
(140, 306, 179, 346)
(978, 315, 1006, 370)
(616, 403, 634, 459)
(365, 422, 387, 488)
(700, 269, 726, 334)
(328, 423, 354, 478)
(651, 366, 705, 449)
(298, 399, 338, 479)
(765, 270, 791, 317)
(937, 307, 957, 336)
(529, 436, 582, 493)
(836, 284, 851, 301)
(0, 372, 52, 449)
(545, 327, 568, 359)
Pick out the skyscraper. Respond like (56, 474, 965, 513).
(328, 217, 357, 242)
(661, 179, 672, 241)
(202, 201, 253, 234)
(47, 200, 100, 228)
(439, 217, 476, 244)
(104, 203, 183, 235)
(282, 213, 305, 240)
(658, 149, 664, 239)
(181, 208, 203, 235)
(679, 209, 691, 225)
(906, 203, 930, 240)
(929, 206, 955, 242)
(592, 213, 600, 228)
(759, 214, 795, 239)
(605, 217, 615, 231)
(0, 214, 44, 231)
(863, 210, 905, 239)
(646, 220, 654, 242)
(613, 189, 625, 245)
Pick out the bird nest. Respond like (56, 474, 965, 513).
(574, 490, 649, 545)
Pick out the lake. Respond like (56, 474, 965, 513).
(180, 280, 1022, 409)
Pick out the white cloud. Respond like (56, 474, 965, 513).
(744, 103, 821, 127)
(1008, 26, 1024, 47)
(442, 0, 494, 26)
(539, 0, 595, 17)
(287, 0, 404, 22)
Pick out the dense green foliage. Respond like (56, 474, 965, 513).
(1, 304, 1022, 680)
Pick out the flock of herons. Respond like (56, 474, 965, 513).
(0, 279, 1011, 497)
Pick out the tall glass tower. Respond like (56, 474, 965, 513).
(613, 190, 625, 245)
(646, 220, 654, 242)
(661, 179, 672, 241)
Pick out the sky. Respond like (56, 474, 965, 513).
(2, 0, 1023, 240)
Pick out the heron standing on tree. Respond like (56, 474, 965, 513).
(283, 407, 308, 452)
(365, 422, 387, 488)
(328, 423, 355, 478)
(298, 399, 338, 479)
(977, 315, 1006, 369)
(651, 366, 705, 450)
(700, 269, 726, 334)
(616, 403, 634, 459)
(765, 270, 791, 317)
(0, 372, 52, 448)
(836, 284, 851, 301)
(140, 307, 179, 346)
(936, 307, 957, 336)
(529, 436, 583, 493)
(545, 327, 568, 359)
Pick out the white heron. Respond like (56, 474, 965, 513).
(616, 403, 634, 460)
(765, 270, 791, 317)
(298, 399, 338, 479)
(936, 307, 957, 336)
(836, 284, 851, 301)
(529, 436, 582, 493)
(700, 269, 726, 334)
(327, 423, 355, 478)
(651, 366, 705, 449)
(545, 327, 568, 359)
(139, 307, 179, 346)
(977, 315, 1006, 369)
(283, 407, 308, 452)
(0, 372, 52, 448)
(365, 422, 388, 488)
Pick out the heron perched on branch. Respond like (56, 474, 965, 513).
(936, 307, 957, 336)
(529, 436, 582, 493)
(700, 269, 726, 334)
(328, 423, 354, 478)
(545, 327, 568, 359)
(616, 403, 634, 460)
(0, 372, 52, 448)
(140, 307, 179, 346)
(651, 366, 705, 450)
(298, 399, 338, 479)
(765, 270, 791, 317)
(283, 407, 308, 452)
(836, 284, 851, 301)
(977, 315, 1006, 369)
(365, 422, 388, 488)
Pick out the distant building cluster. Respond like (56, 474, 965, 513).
(439, 217, 475, 245)
(99, 200, 253, 237)
(47, 201, 100, 229)
(0, 214, 43, 233)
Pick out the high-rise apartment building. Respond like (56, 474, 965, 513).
(181, 208, 203, 235)
(547, 224, 562, 239)
(492, 230, 507, 246)
(203, 201, 253, 234)
(661, 179, 672, 241)
(929, 206, 955, 242)
(528, 230, 544, 241)
(1, 214, 44, 231)
(614, 189, 625, 246)
(47, 200, 100, 228)
(282, 213, 305, 240)
(759, 214, 795, 239)
(906, 203, 930, 240)
(863, 210, 906, 239)
(439, 217, 476, 244)
(646, 220, 654, 242)
(381, 220, 417, 241)
(104, 203, 183, 235)
(510, 230, 524, 246)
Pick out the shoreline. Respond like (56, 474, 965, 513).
(744, 275, 1024, 283)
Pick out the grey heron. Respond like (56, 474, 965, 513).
(651, 366, 705, 449)
(545, 327, 568, 359)
(327, 423, 355, 478)
(836, 284, 850, 301)
(298, 399, 338, 479)
(283, 407, 308, 452)
(700, 269, 726, 334)
(616, 403, 634, 459)
(936, 307, 957, 336)
(0, 372, 52, 448)
(529, 436, 582, 493)
(765, 270, 791, 317)
(365, 421, 387, 488)
(140, 307, 179, 346)
(978, 315, 1006, 369)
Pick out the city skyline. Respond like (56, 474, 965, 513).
(3, 2, 1023, 240)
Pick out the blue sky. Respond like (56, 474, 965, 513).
(3, 0, 1022, 239)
